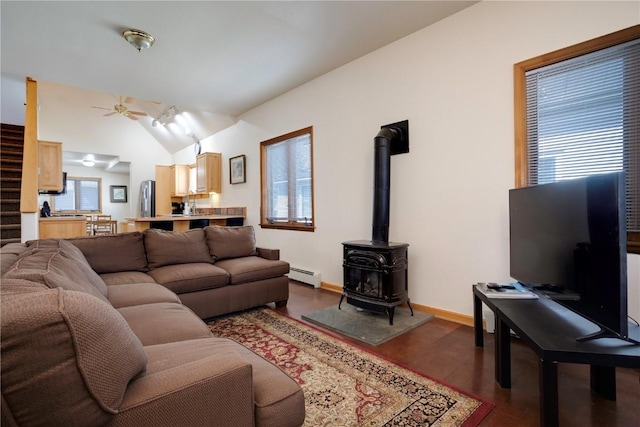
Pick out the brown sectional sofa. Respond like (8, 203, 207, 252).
(0, 226, 305, 427)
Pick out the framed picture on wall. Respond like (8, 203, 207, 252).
(230, 155, 246, 184)
(110, 185, 127, 203)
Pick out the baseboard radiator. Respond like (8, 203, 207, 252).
(287, 266, 321, 288)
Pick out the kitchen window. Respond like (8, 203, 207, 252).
(260, 126, 315, 231)
(514, 26, 640, 253)
(52, 177, 102, 213)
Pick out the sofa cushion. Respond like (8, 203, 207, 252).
(4, 248, 109, 304)
(205, 225, 257, 261)
(1, 289, 147, 426)
(100, 271, 157, 286)
(144, 337, 305, 427)
(107, 283, 181, 308)
(117, 302, 212, 346)
(146, 263, 230, 294)
(68, 232, 149, 274)
(60, 239, 109, 295)
(25, 239, 109, 297)
(114, 342, 254, 427)
(144, 228, 212, 269)
(214, 257, 290, 285)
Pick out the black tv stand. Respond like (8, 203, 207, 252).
(473, 284, 640, 427)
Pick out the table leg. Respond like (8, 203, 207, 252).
(590, 365, 616, 400)
(539, 358, 559, 427)
(495, 314, 511, 388)
(473, 291, 484, 347)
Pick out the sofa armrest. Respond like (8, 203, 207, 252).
(112, 352, 254, 427)
(256, 247, 280, 261)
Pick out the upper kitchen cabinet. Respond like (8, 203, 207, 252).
(196, 152, 221, 194)
(38, 140, 63, 192)
(170, 164, 189, 197)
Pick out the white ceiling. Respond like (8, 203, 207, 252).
(1, 1, 476, 154)
(63, 151, 131, 175)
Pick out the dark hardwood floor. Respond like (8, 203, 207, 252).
(274, 281, 640, 427)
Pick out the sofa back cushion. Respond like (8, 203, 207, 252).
(0, 243, 28, 276)
(4, 248, 109, 304)
(25, 239, 108, 297)
(1, 288, 147, 426)
(143, 228, 212, 269)
(68, 232, 149, 274)
(205, 226, 257, 261)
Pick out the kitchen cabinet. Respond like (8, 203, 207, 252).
(170, 164, 190, 197)
(38, 140, 63, 192)
(196, 152, 222, 194)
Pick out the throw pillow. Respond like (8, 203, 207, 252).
(204, 226, 257, 261)
(143, 228, 212, 269)
(1, 289, 147, 425)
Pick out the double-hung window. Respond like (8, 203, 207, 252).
(515, 26, 640, 253)
(260, 126, 315, 231)
(52, 177, 102, 213)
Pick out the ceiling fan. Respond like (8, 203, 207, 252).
(91, 96, 148, 121)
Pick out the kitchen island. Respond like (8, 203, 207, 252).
(124, 214, 244, 232)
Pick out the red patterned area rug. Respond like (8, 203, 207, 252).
(208, 308, 493, 426)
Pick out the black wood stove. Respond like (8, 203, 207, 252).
(339, 121, 412, 325)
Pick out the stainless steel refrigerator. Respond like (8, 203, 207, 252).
(139, 180, 156, 217)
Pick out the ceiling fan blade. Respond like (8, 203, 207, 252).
(92, 106, 112, 111)
(127, 114, 139, 121)
(123, 96, 134, 104)
(129, 111, 147, 116)
(104, 112, 117, 117)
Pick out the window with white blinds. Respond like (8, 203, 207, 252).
(52, 177, 101, 213)
(260, 127, 315, 231)
(515, 26, 640, 253)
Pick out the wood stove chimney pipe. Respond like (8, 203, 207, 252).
(372, 126, 400, 244)
(371, 120, 409, 243)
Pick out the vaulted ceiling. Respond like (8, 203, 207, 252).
(1, 1, 476, 153)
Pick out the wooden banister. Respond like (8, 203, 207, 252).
(20, 77, 38, 213)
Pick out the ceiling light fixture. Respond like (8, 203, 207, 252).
(152, 105, 177, 127)
(82, 159, 95, 167)
(122, 29, 155, 52)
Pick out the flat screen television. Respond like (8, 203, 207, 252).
(509, 172, 631, 342)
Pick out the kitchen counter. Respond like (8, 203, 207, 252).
(39, 216, 87, 239)
(125, 214, 244, 232)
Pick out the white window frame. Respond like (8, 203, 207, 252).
(51, 176, 102, 214)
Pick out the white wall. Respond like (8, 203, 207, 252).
(0, 74, 26, 125)
(174, 1, 640, 320)
(36, 81, 172, 217)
